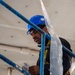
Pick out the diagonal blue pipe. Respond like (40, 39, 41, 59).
(63, 46, 75, 57)
(0, 54, 30, 75)
(0, 0, 51, 39)
(0, 0, 2, 3)
(0, 0, 46, 36)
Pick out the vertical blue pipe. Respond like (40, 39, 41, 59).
(40, 34, 46, 75)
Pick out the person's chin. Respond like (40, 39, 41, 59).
(36, 41, 39, 44)
(35, 41, 40, 44)
(37, 41, 41, 44)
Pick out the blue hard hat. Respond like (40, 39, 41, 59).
(27, 15, 45, 34)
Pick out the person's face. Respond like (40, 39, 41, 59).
(29, 26, 48, 44)
(29, 29, 41, 44)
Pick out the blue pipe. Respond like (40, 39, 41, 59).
(63, 46, 75, 57)
(0, 0, 2, 2)
(40, 34, 46, 75)
(0, 54, 30, 75)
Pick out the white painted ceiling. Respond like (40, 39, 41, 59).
(0, 0, 75, 75)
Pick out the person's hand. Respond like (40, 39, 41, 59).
(29, 65, 39, 75)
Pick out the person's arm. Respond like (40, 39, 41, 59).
(59, 37, 72, 74)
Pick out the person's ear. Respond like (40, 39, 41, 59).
(42, 26, 48, 33)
